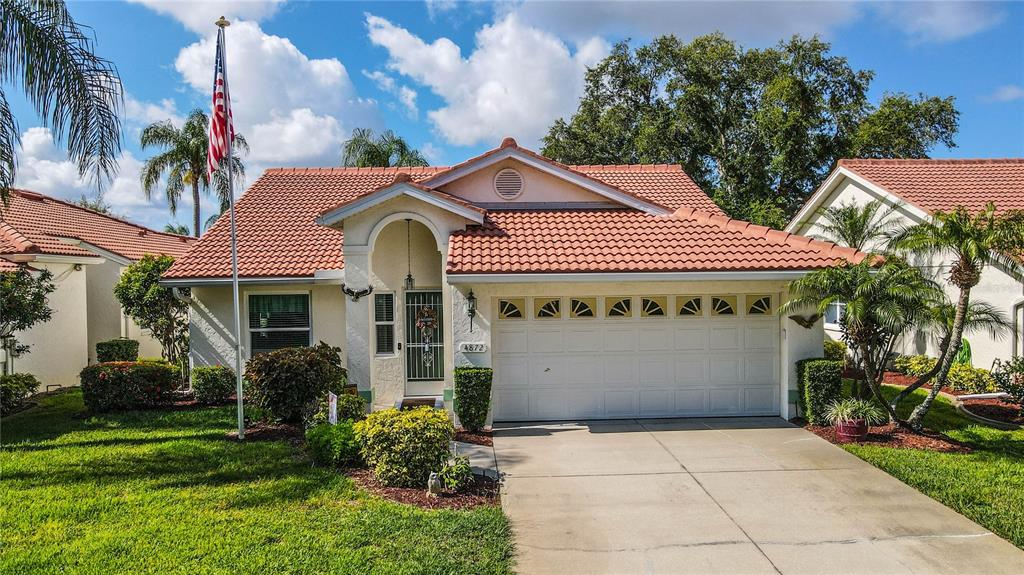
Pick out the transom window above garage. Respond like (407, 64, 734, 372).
(677, 296, 703, 317)
(606, 296, 632, 318)
(641, 296, 667, 317)
(498, 298, 525, 319)
(570, 297, 596, 318)
(747, 295, 773, 315)
(711, 295, 737, 316)
(534, 297, 561, 319)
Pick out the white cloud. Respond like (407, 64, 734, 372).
(986, 84, 1024, 103)
(363, 69, 396, 92)
(124, 94, 183, 126)
(175, 20, 380, 171)
(127, 0, 285, 33)
(426, 0, 458, 20)
(363, 69, 419, 117)
(874, 1, 1004, 43)
(397, 86, 418, 117)
(419, 142, 444, 165)
(366, 12, 608, 147)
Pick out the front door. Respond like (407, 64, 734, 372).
(405, 290, 444, 396)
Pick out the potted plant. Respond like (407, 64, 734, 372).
(825, 398, 886, 443)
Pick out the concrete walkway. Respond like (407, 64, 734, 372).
(492, 418, 1024, 575)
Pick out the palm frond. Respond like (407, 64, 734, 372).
(0, 89, 18, 207)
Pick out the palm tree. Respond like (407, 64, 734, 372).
(784, 259, 942, 422)
(341, 128, 428, 167)
(889, 204, 1024, 428)
(811, 199, 900, 252)
(163, 223, 189, 236)
(139, 109, 247, 237)
(1, 0, 122, 207)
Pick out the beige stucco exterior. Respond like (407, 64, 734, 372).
(183, 157, 827, 420)
(789, 173, 1024, 369)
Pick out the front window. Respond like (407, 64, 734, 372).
(248, 293, 311, 354)
(824, 302, 846, 329)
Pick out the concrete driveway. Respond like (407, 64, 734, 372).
(493, 418, 1024, 575)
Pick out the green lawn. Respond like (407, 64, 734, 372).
(0, 390, 513, 575)
(842, 384, 1024, 549)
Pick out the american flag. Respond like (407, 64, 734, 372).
(208, 27, 234, 179)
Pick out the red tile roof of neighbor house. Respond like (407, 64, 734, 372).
(838, 158, 1024, 214)
(0, 189, 194, 263)
(165, 141, 864, 280)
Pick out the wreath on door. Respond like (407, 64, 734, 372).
(415, 306, 438, 367)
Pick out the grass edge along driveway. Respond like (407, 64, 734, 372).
(0, 389, 513, 575)
(842, 384, 1024, 550)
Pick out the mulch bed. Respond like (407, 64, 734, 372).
(804, 422, 971, 453)
(346, 468, 500, 510)
(961, 398, 1024, 426)
(847, 371, 967, 396)
(454, 428, 493, 447)
(226, 420, 304, 444)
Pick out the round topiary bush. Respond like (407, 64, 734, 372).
(453, 366, 493, 432)
(244, 342, 346, 422)
(354, 406, 453, 487)
(191, 365, 235, 405)
(0, 373, 40, 415)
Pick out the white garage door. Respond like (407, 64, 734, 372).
(492, 295, 780, 421)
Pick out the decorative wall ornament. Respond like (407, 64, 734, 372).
(788, 313, 822, 329)
(341, 283, 374, 302)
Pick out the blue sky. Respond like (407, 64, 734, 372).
(9, 1, 1024, 231)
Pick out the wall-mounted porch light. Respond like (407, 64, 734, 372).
(466, 290, 477, 332)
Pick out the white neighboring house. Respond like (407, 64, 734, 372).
(786, 158, 1024, 369)
(1, 189, 195, 388)
(163, 138, 867, 423)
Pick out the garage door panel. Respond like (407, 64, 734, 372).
(745, 354, 778, 384)
(529, 327, 564, 353)
(603, 327, 636, 352)
(494, 355, 529, 388)
(675, 326, 707, 350)
(604, 391, 636, 417)
(743, 386, 777, 414)
(709, 325, 740, 350)
(638, 326, 673, 351)
(745, 325, 778, 350)
(529, 356, 566, 386)
(638, 355, 672, 385)
(494, 390, 529, 421)
(674, 388, 707, 415)
(498, 328, 528, 353)
(570, 391, 605, 418)
(566, 328, 602, 352)
(603, 355, 636, 384)
(709, 356, 743, 383)
(709, 387, 742, 414)
(639, 390, 674, 416)
(565, 355, 604, 385)
(530, 389, 569, 420)
(675, 356, 707, 383)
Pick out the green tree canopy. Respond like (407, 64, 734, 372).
(341, 128, 429, 168)
(543, 34, 958, 227)
(0, 267, 55, 357)
(0, 0, 123, 207)
(113, 255, 188, 365)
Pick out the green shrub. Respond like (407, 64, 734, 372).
(191, 366, 235, 405)
(823, 340, 847, 362)
(245, 342, 346, 422)
(95, 338, 139, 363)
(306, 393, 366, 428)
(796, 359, 843, 425)
(825, 398, 887, 425)
(80, 361, 180, 412)
(439, 456, 474, 492)
(992, 356, 1024, 414)
(0, 373, 39, 415)
(354, 407, 454, 487)
(306, 421, 361, 467)
(945, 363, 995, 394)
(894, 354, 936, 376)
(453, 366, 493, 432)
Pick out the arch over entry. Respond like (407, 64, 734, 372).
(367, 211, 447, 250)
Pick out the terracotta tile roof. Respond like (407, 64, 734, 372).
(447, 208, 865, 274)
(0, 189, 194, 262)
(318, 173, 487, 219)
(165, 161, 727, 279)
(838, 158, 1024, 214)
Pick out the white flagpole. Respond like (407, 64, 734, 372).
(216, 16, 245, 440)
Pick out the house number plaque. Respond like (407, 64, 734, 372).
(460, 343, 488, 353)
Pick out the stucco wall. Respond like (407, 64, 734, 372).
(84, 260, 164, 363)
(440, 159, 611, 205)
(188, 283, 347, 371)
(10, 262, 89, 388)
(794, 177, 1024, 368)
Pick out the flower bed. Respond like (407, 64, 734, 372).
(804, 422, 970, 453)
(454, 428, 493, 447)
(960, 398, 1024, 427)
(345, 468, 499, 510)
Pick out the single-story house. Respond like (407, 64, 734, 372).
(163, 138, 865, 422)
(786, 158, 1024, 369)
(1, 189, 194, 387)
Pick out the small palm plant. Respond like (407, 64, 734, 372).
(826, 398, 886, 442)
(341, 128, 428, 168)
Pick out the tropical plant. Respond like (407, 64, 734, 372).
(0, 267, 55, 361)
(113, 255, 188, 368)
(438, 456, 474, 492)
(542, 34, 957, 226)
(889, 204, 1024, 429)
(341, 128, 428, 168)
(784, 258, 942, 422)
(811, 199, 900, 252)
(991, 356, 1024, 414)
(74, 193, 112, 214)
(0, 372, 39, 415)
(306, 421, 362, 468)
(825, 398, 887, 425)
(163, 223, 189, 235)
(0, 0, 122, 206)
(139, 109, 247, 237)
(244, 342, 346, 423)
(191, 365, 235, 405)
(354, 406, 454, 487)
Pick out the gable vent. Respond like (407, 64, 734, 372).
(493, 168, 524, 200)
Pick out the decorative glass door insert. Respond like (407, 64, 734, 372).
(405, 291, 444, 381)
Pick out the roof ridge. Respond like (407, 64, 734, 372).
(570, 163, 683, 172)
(672, 206, 866, 264)
(838, 158, 1024, 166)
(0, 221, 38, 253)
(265, 166, 450, 174)
(8, 188, 194, 243)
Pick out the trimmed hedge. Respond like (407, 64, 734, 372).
(96, 338, 139, 363)
(306, 421, 362, 468)
(823, 340, 847, 362)
(1, 373, 39, 415)
(191, 366, 235, 405)
(245, 342, 346, 422)
(80, 361, 180, 412)
(796, 358, 843, 425)
(354, 406, 453, 487)
(453, 366, 493, 432)
(307, 393, 366, 428)
(894, 354, 935, 377)
(947, 364, 996, 394)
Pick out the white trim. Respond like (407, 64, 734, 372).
(316, 182, 485, 226)
(2, 253, 105, 265)
(365, 211, 447, 252)
(447, 271, 813, 284)
(421, 148, 671, 216)
(55, 237, 134, 265)
(159, 275, 341, 287)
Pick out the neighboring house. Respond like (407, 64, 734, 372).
(786, 158, 1024, 369)
(164, 138, 864, 422)
(1, 189, 195, 387)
